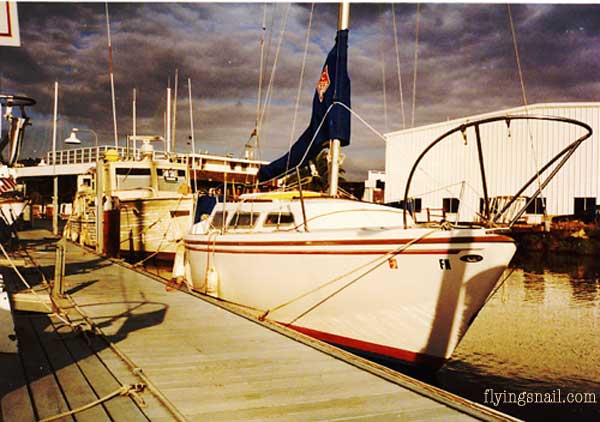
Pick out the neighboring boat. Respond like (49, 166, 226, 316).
(0, 94, 35, 236)
(0, 170, 26, 228)
(179, 4, 592, 370)
(66, 139, 195, 260)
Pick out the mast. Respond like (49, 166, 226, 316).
(328, 2, 350, 197)
(166, 87, 172, 154)
(172, 68, 179, 154)
(51, 81, 59, 236)
(132, 88, 137, 159)
(105, 3, 119, 148)
(188, 78, 197, 193)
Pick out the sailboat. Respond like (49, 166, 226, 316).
(179, 4, 590, 369)
(0, 95, 35, 234)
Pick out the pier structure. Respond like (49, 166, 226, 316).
(1, 229, 520, 421)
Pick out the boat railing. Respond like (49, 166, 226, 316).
(46, 147, 263, 168)
(46, 146, 128, 165)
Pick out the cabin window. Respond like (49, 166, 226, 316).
(443, 197, 460, 213)
(264, 212, 295, 228)
(115, 167, 151, 190)
(231, 211, 260, 228)
(157, 168, 187, 192)
(211, 211, 229, 229)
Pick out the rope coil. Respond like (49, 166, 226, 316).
(38, 383, 147, 422)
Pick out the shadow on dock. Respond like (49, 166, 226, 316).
(1, 232, 169, 420)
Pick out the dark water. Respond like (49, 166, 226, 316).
(432, 253, 600, 421)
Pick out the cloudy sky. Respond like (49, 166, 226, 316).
(1, 2, 599, 179)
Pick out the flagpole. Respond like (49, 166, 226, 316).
(328, 2, 350, 197)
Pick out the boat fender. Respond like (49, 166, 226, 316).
(171, 242, 186, 279)
(206, 267, 219, 297)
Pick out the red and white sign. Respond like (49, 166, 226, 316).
(316, 65, 330, 102)
(0, 2, 20, 47)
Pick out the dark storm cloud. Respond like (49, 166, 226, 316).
(2, 3, 600, 180)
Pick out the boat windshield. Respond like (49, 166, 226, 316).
(115, 168, 151, 190)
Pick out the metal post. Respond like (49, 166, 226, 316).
(166, 87, 172, 155)
(327, 2, 350, 198)
(474, 124, 491, 222)
(96, 158, 104, 254)
(51, 82, 59, 236)
(106, 3, 119, 148)
(133, 88, 137, 160)
(296, 167, 309, 232)
(52, 239, 66, 298)
(328, 139, 341, 196)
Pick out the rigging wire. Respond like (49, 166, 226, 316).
(258, 3, 291, 149)
(391, 3, 406, 129)
(507, 4, 547, 222)
(507, 5, 528, 107)
(380, 5, 389, 132)
(411, 3, 420, 127)
(285, 3, 315, 179)
(254, 3, 268, 155)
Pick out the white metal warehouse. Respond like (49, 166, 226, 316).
(384, 103, 599, 224)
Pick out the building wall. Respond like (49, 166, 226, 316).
(384, 103, 600, 223)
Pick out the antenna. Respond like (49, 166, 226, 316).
(105, 3, 119, 147)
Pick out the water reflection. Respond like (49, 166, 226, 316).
(434, 252, 600, 421)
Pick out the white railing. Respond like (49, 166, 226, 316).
(46, 146, 128, 166)
(44, 146, 266, 170)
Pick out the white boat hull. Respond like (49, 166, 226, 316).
(184, 228, 516, 369)
(0, 200, 26, 227)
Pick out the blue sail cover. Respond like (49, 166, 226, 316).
(258, 29, 351, 182)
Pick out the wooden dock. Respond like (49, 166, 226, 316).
(1, 229, 519, 421)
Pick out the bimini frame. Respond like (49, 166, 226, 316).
(402, 115, 593, 228)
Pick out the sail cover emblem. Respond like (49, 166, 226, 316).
(317, 65, 331, 102)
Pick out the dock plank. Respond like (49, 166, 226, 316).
(53, 321, 149, 422)
(29, 316, 110, 422)
(0, 351, 35, 422)
(13, 314, 72, 421)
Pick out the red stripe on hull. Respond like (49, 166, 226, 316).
(184, 235, 513, 248)
(285, 323, 447, 370)
(184, 245, 466, 255)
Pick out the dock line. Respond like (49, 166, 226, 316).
(64, 293, 190, 422)
(38, 383, 146, 422)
